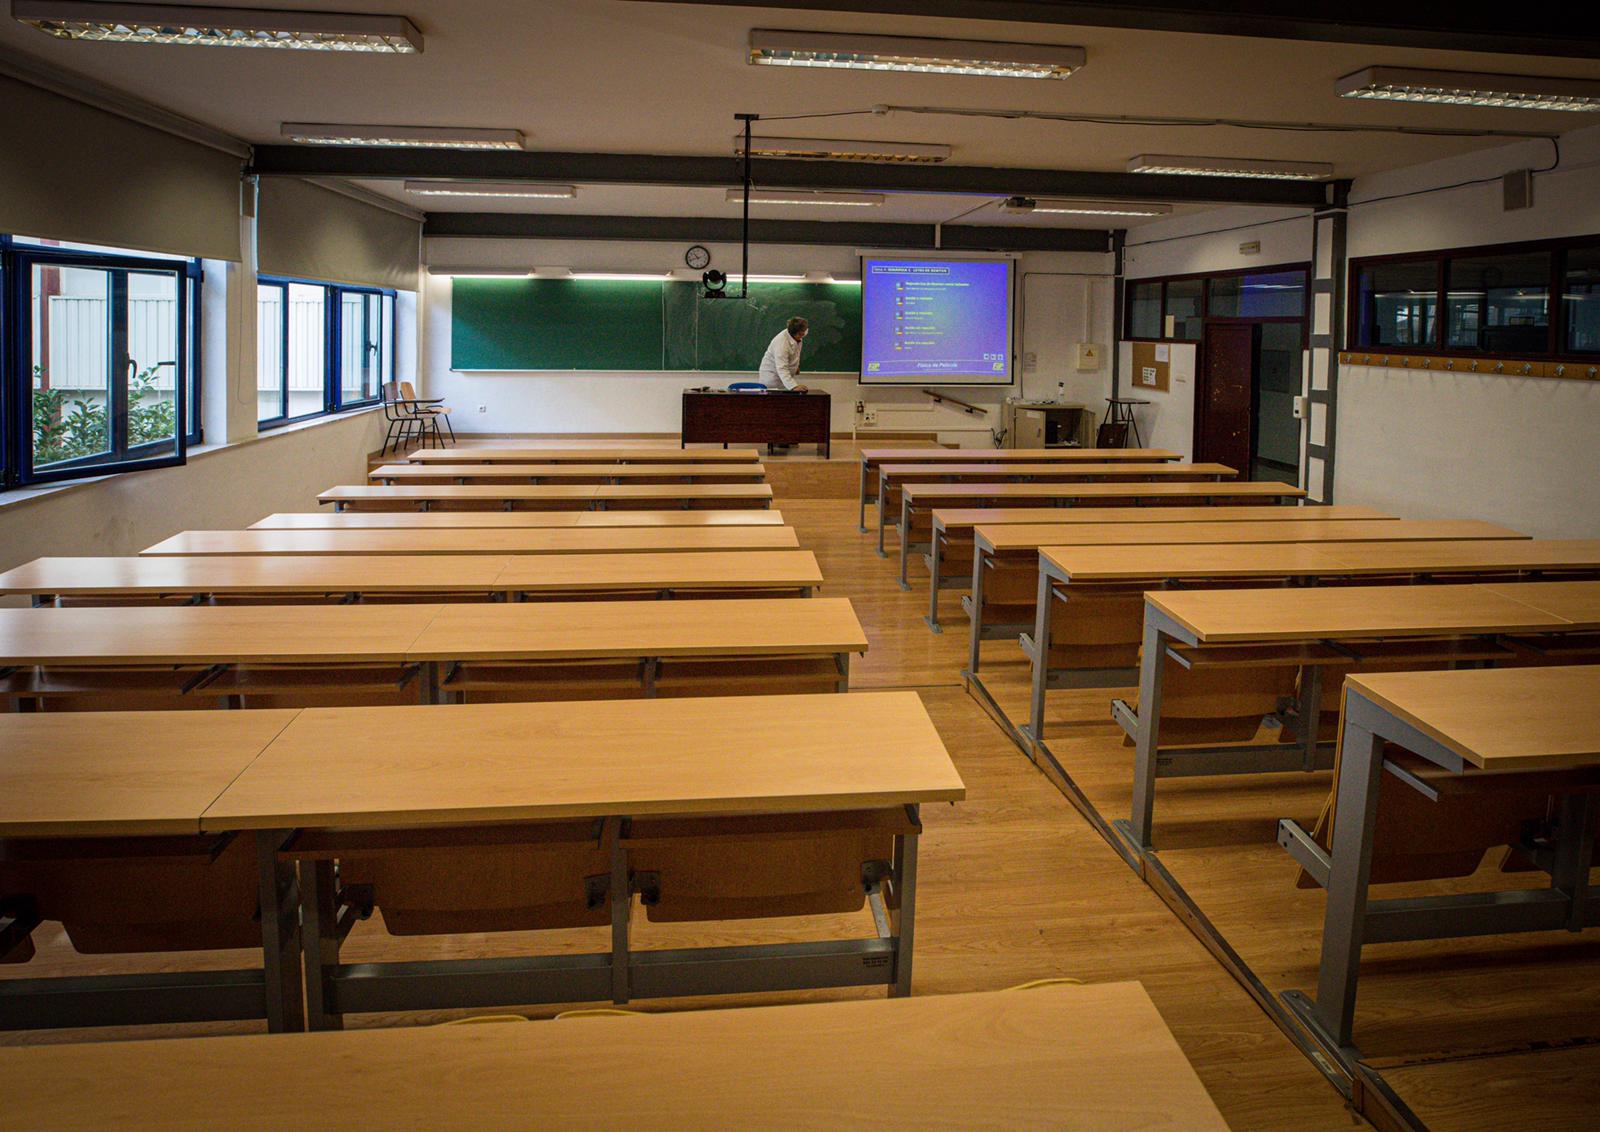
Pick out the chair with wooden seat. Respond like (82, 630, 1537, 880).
(399, 381, 455, 448)
(1, 666, 209, 712)
(379, 381, 421, 456)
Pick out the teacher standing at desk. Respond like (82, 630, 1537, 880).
(758, 317, 809, 392)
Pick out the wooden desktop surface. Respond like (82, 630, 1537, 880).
(0, 551, 823, 597)
(863, 447, 1181, 464)
(407, 446, 763, 463)
(404, 597, 867, 662)
(589, 483, 774, 502)
(370, 462, 766, 481)
(319, 483, 775, 504)
(982, 518, 1524, 553)
(880, 462, 1234, 479)
(0, 710, 299, 837)
(203, 691, 960, 831)
(902, 481, 1304, 503)
(1145, 583, 1587, 644)
(1044, 540, 1600, 581)
(0, 982, 1226, 1131)
(934, 504, 1391, 530)
(1484, 579, 1600, 627)
(251, 509, 786, 530)
(142, 526, 799, 557)
(1346, 665, 1600, 772)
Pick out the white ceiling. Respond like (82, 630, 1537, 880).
(6, 0, 1600, 226)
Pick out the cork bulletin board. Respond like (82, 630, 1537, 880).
(1131, 342, 1171, 392)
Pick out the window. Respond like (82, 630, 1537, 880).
(3, 236, 201, 488)
(1164, 278, 1203, 340)
(1349, 235, 1598, 360)
(1128, 280, 1161, 339)
(257, 277, 393, 428)
(1208, 270, 1306, 319)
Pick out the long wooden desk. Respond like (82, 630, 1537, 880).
(0, 710, 306, 1032)
(251, 509, 787, 530)
(371, 462, 767, 485)
(203, 692, 961, 1019)
(0, 983, 1228, 1130)
(1081, 581, 1600, 863)
(0, 598, 868, 709)
(318, 483, 775, 512)
(948, 518, 1523, 636)
(856, 445, 1181, 530)
(142, 526, 799, 558)
(891, 480, 1306, 581)
(0, 551, 825, 604)
(409, 446, 763, 464)
(1277, 666, 1600, 1065)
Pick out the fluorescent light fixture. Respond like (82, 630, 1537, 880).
(735, 135, 950, 163)
(726, 189, 885, 207)
(404, 181, 575, 199)
(1001, 196, 1173, 217)
(748, 29, 1083, 80)
(282, 123, 526, 150)
(12, 1, 422, 51)
(569, 272, 670, 281)
(1336, 66, 1600, 112)
(426, 267, 533, 277)
(1128, 154, 1333, 181)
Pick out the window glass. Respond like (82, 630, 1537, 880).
(339, 291, 384, 406)
(1446, 250, 1550, 353)
(125, 270, 181, 454)
(1209, 270, 1306, 319)
(286, 282, 326, 419)
(257, 283, 285, 423)
(31, 263, 111, 468)
(1164, 278, 1202, 340)
(1355, 260, 1438, 348)
(1255, 322, 1303, 485)
(1561, 246, 1600, 355)
(1128, 280, 1160, 338)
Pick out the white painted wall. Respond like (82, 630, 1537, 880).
(1115, 340, 1197, 458)
(419, 238, 1116, 439)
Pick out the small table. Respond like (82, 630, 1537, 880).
(682, 389, 831, 457)
(1103, 398, 1151, 447)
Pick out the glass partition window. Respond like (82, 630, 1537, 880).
(1446, 251, 1550, 354)
(1164, 278, 1203, 340)
(1355, 260, 1439, 349)
(1128, 280, 1161, 338)
(258, 278, 394, 428)
(1209, 270, 1307, 319)
(1562, 246, 1600, 355)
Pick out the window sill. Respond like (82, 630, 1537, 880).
(0, 406, 382, 516)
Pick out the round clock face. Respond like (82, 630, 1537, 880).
(684, 244, 711, 270)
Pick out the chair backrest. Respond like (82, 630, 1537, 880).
(380, 381, 408, 421)
(399, 381, 422, 401)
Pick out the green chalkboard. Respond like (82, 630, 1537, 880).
(450, 278, 862, 373)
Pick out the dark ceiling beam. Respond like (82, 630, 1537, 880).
(630, 1, 1600, 60)
(250, 147, 1332, 208)
(423, 212, 1114, 253)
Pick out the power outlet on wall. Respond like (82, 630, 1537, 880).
(477, 405, 487, 413)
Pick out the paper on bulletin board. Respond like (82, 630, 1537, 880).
(1154, 344, 1170, 362)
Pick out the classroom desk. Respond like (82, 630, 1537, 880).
(855, 446, 1182, 530)
(946, 518, 1522, 636)
(874, 461, 1235, 544)
(0, 598, 868, 709)
(890, 480, 1306, 578)
(408, 446, 764, 464)
(142, 526, 799, 558)
(251, 509, 788, 530)
(0, 551, 825, 604)
(317, 483, 775, 512)
(0, 982, 1228, 1130)
(1081, 581, 1600, 862)
(1277, 666, 1600, 1063)
(0, 710, 305, 1032)
(370, 462, 767, 485)
(202, 692, 962, 1018)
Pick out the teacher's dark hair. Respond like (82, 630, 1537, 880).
(787, 317, 809, 336)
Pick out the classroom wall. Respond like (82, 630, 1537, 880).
(419, 238, 1117, 439)
(1113, 340, 1197, 459)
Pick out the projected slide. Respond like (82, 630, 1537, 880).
(859, 258, 1013, 385)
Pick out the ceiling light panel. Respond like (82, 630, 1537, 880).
(404, 182, 575, 198)
(283, 124, 525, 150)
(726, 189, 885, 207)
(1336, 66, 1600, 112)
(748, 29, 1083, 80)
(735, 135, 950, 163)
(1001, 197, 1172, 217)
(13, 2, 422, 52)
(1127, 154, 1333, 181)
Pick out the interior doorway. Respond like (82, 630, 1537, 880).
(1195, 320, 1302, 485)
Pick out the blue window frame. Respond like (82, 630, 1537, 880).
(257, 276, 394, 429)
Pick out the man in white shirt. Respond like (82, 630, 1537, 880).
(757, 317, 809, 392)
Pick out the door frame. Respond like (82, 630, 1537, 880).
(1194, 321, 1259, 469)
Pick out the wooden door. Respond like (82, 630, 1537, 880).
(1196, 324, 1257, 472)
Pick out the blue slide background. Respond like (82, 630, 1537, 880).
(859, 258, 1012, 384)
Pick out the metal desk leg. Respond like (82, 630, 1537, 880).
(1124, 620, 1170, 854)
(609, 822, 631, 1005)
(1308, 723, 1386, 1051)
(1022, 567, 1055, 751)
(419, 661, 440, 705)
(255, 829, 303, 1033)
(897, 508, 914, 592)
(299, 858, 343, 1031)
(857, 459, 870, 532)
(924, 530, 944, 632)
(965, 545, 988, 676)
(876, 474, 890, 557)
(891, 814, 919, 998)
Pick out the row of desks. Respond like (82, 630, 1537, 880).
(251, 507, 787, 530)
(0, 550, 825, 602)
(407, 446, 764, 464)
(320, 483, 775, 511)
(144, 524, 800, 557)
(370, 462, 768, 484)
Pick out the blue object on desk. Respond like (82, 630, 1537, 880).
(729, 382, 767, 392)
